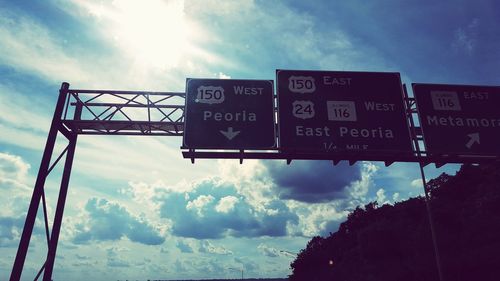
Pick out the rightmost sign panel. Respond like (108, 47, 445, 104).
(413, 83, 500, 156)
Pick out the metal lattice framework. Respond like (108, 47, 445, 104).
(10, 83, 186, 281)
(62, 88, 185, 136)
(10, 82, 499, 281)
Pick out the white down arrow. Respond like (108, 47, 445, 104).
(220, 127, 241, 140)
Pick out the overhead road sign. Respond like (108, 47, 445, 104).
(183, 78, 275, 149)
(276, 69, 412, 155)
(413, 83, 500, 156)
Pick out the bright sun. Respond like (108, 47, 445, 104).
(84, 0, 196, 69)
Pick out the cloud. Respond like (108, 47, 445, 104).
(0, 84, 52, 135)
(215, 196, 239, 213)
(176, 239, 194, 253)
(264, 161, 363, 203)
(0, 152, 30, 184)
(451, 18, 479, 55)
(257, 243, 280, 258)
(186, 195, 215, 217)
(198, 240, 232, 255)
(0, 8, 91, 84)
(204, 259, 226, 275)
(376, 188, 387, 204)
(175, 259, 188, 272)
(218, 72, 231, 79)
(392, 192, 400, 202)
(172, 160, 379, 238)
(106, 246, 130, 268)
(183, 0, 361, 75)
(217, 160, 275, 209)
(0, 1, 217, 94)
(269, 161, 378, 236)
(93, 0, 191, 70)
(107, 258, 130, 267)
(72, 259, 98, 267)
(75, 254, 91, 260)
(156, 179, 298, 239)
(345, 162, 378, 200)
(72, 198, 164, 245)
(286, 200, 347, 237)
(217, 160, 374, 236)
(234, 256, 259, 272)
(114, 158, 378, 241)
(60, 0, 226, 90)
(411, 178, 423, 188)
(0, 152, 35, 247)
(0, 216, 25, 247)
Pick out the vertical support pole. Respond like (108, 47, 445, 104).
(419, 163, 444, 281)
(402, 84, 421, 157)
(42, 99, 81, 281)
(10, 82, 70, 281)
(147, 93, 152, 134)
(42, 135, 77, 280)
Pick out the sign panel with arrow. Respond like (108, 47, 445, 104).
(183, 78, 275, 149)
(413, 83, 500, 156)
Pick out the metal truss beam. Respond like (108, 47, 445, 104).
(181, 150, 499, 165)
(61, 88, 185, 136)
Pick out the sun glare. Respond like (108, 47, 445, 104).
(105, 0, 195, 69)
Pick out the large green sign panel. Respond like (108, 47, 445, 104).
(277, 70, 412, 154)
(183, 78, 275, 149)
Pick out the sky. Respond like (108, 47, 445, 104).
(1, 0, 499, 280)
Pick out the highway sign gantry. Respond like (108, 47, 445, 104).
(183, 78, 275, 149)
(276, 70, 412, 154)
(413, 83, 500, 156)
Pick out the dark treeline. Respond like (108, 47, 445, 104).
(289, 163, 500, 281)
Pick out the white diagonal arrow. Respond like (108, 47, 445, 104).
(220, 127, 240, 140)
(466, 133, 480, 149)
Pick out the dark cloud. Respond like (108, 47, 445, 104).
(72, 198, 164, 245)
(156, 179, 298, 239)
(264, 161, 362, 203)
(176, 240, 194, 253)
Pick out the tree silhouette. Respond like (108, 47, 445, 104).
(289, 163, 500, 281)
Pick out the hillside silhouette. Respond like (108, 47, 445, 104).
(289, 163, 500, 281)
